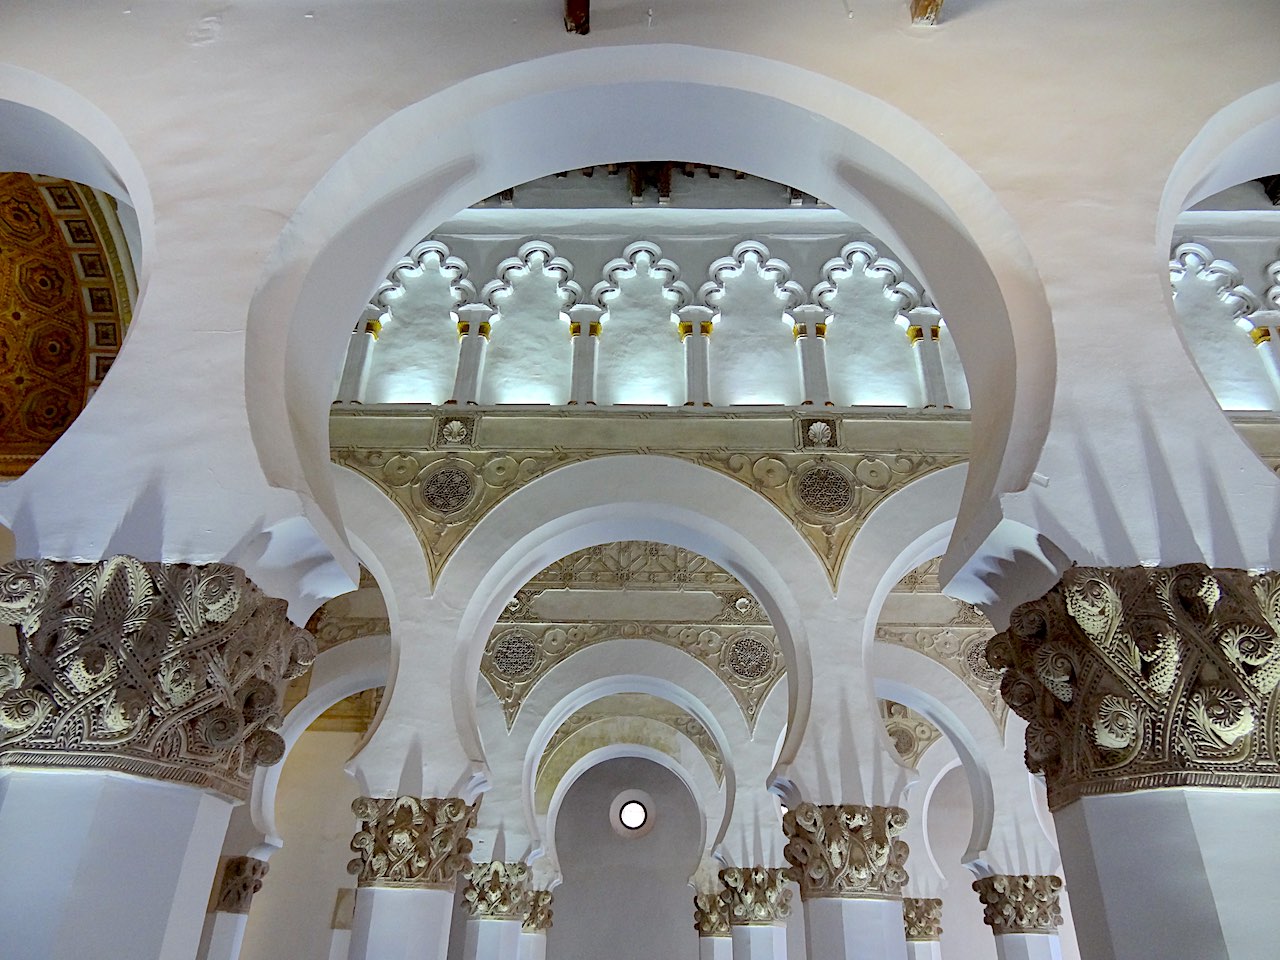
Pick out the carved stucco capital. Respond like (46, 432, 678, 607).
(719, 867, 793, 924)
(347, 796, 478, 888)
(988, 565, 1280, 809)
(213, 856, 269, 915)
(902, 897, 943, 941)
(523, 889, 554, 932)
(782, 803, 909, 900)
(972, 875, 1063, 935)
(0, 557, 315, 800)
(693, 891, 731, 937)
(463, 860, 530, 919)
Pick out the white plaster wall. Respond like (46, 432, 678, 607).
(549, 756, 702, 960)
(926, 764, 997, 960)
(240, 730, 363, 960)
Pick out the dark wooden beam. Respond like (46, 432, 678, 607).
(911, 0, 942, 24)
(565, 0, 589, 35)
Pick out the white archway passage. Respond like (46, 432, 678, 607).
(245, 44, 1056, 617)
(344, 453, 897, 806)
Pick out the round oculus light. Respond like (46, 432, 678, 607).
(619, 799, 648, 830)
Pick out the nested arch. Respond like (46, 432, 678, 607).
(247, 43, 1055, 598)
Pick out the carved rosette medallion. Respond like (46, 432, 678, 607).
(0, 557, 315, 800)
(718, 867, 792, 924)
(347, 796, 478, 888)
(783, 803, 909, 900)
(214, 856, 270, 915)
(987, 565, 1280, 809)
(693, 891, 731, 937)
(971, 875, 1063, 935)
(902, 897, 943, 941)
(523, 889, 554, 932)
(463, 860, 530, 919)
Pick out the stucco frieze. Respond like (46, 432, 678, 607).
(347, 795, 478, 888)
(0, 557, 314, 800)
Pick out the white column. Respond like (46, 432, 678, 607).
(568, 304, 602, 404)
(517, 929, 547, 960)
(328, 888, 356, 960)
(680, 305, 714, 406)
(328, 929, 353, 960)
(462, 916, 523, 960)
(197, 912, 250, 960)
(1054, 788, 1280, 960)
(700, 934, 734, 960)
(1249, 310, 1280, 410)
(0, 768, 233, 960)
(731, 921, 789, 960)
(791, 304, 832, 406)
(907, 306, 948, 409)
(991, 933, 1062, 960)
(906, 941, 942, 960)
(450, 304, 492, 404)
(337, 308, 382, 403)
(803, 898, 908, 960)
(348, 886, 455, 960)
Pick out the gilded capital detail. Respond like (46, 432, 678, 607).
(214, 856, 269, 915)
(0, 557, 315, 800)
(463, 860, 530, 919)
(719, 867, 793, 924)
(987, 565, 1280, 809)
(523, 889, 554, 932)
(693, 891, 731, 936)
(972, 875, 1063, 935)
(902, 897, 943, 941)
(347, 796, 477, 888)
(782, 803, 909, 900)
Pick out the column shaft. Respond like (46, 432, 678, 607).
(348, 886, 454, 960)
(731, 922, 787, 960)
(196, 912, 249, 960)
(991, 933, 1063, 960)
(337, 319, 379, 403)
(450, 305, 492, 404)
(803, 898, 908, 960)
(517, 929, 547, 960)
(906, 941, 942, 960)
(462, 916, 523, 960)
(699, 935, 733, 960)
(679, 306, 713, 405)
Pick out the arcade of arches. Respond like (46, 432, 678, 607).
(2, 5, 1280, 960)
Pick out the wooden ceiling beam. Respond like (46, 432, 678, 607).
(565, 0, 590, 35)
(911, 0, 942, 25)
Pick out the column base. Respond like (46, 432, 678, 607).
(803, 897, 908, 960)
(348, 886, 455, 960)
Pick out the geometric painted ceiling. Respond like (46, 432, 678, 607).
(0, 172, 133, 476)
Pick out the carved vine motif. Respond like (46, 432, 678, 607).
(719, 867, 793, 924)
(483, 620, 782, 730)
(971, 875, 1062, 935)
(348, 796, 478, 888)
(881, 700, 942, 768)
(694, 891, 731, 936)
(463, 860, 530, 918)
(902, 897, 944, 941)
(214, 856, 269, 915)
(331, 422, 960, 588)
(523, 889, 554, 931)
(876, 621, 1007, 730)
(782, 803, 909, 900)
(987, 565, 1280, 810)
(0, 557, 315, 800)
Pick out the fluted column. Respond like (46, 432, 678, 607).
(783, 803, 910, 960)
(720, 866, 792, 960)
(346, 795, 478, 960)
(694, 889, 733, 960)
(989, 564, 1280, 960)
(972, 876, 1063, 960)
(518, 889, 553, 960)
(0, 557, 313, 960)
(196, 856, 269, 960)
(902, 897, 943, 960)
(461, 860, 529, 960)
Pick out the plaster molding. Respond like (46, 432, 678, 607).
(347, 796, 477, 888)
(881, 699, 942, 768)
(213, 856, 269, 915)
(372, 238, 475, 317)
(876, 621, 1007, 729)
(719, 866, 793, 924)
(538, 705, 724, 785)
(812, 240, 920, 321)
(331, 409, 963, 587)
(0, 557, 314, 800)
(463, 860, 530, 919)
(699, 240, 804, 313)
(482, 240, 582, 314)
(988, 564, 1280, 810)
(1170, 242, 1260, 323)
(902, 896, 943, 941)
(523, 889, 554, 931)
(592, 240, 691, 312)
(783, 802, 909, 900)
(971, 875, 1063, 935)
(693, 891, 731, 936)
